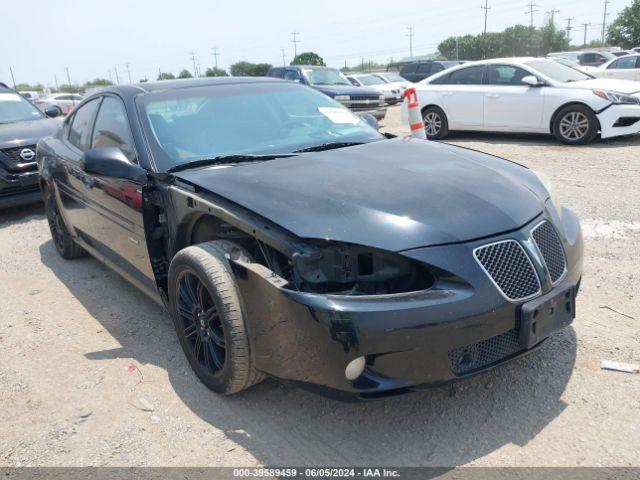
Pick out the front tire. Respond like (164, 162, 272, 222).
(168, 241, 263, 395)
(422, 106, 449, 140)
(44, 187, 86, 259)
(553, 105, 598, 145)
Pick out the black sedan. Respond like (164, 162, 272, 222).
(0, 84, 61, 208)
(37, 78, 583, 400)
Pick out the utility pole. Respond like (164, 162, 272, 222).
(9, 66, 16, 88)
(407, 25, 415, 57)
(65, 67, 72, 91)
(565, 17, 575, 42)
(481, 0, 490, 34)
(601, 0, 610, 43)
(281, 48, 286, 66)
(525, 2, 538, 28)
(291, 31, 300, 57)
(54, 74, 59, 91)
(455, 37, 459, 61)
(190, 51, 198, 77)
(114, 67, 120, 85)
(125, 62, 132, 83)
(211, 46, 219, 69)
(546, 9, 560, 26)
(581, 22, 590, 46)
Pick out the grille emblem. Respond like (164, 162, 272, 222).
(19, 148, 35, 161)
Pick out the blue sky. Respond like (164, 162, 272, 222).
(2, 0, 631, 86)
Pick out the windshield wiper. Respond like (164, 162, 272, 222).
(294, 142, 365, 153)
(167, 154, 294, 173)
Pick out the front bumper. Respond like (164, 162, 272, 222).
(0, 164, 41, 209)
(233, 208, 583, 400)
(597, 103, 640, 139)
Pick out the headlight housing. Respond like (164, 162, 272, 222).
(592, 89, 640, 105)
(532, 170, 562, 218)
(334, 95, 350, 102)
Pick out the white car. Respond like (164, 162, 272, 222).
(370, 72, 412, 92)
(346, 74, 403, 105)
(34, 93, 83, 115)
(406, 57, 640, 145)
(588, 54, 640, 82)
(19, 91, 41, 102)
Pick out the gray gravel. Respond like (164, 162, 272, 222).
(0, 105, 638, 466)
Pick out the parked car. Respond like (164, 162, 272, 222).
(588, 54, 640, 82)
(267, 66, 386, 120)
(578, 50, 617, 67)
(35, 93, 83, 115)
(547, 51, 581, 62)
(407, 57, 640, 145)
(346, 74, 403, 105)
(0, 85, 61, 208)
(633, 47, 640, 54)
(370, 71, 412, 92)
(19, 91, 41, 102)
(399, 60, 464, 83)
(38, 77, 583, 400)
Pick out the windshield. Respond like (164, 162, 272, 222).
(355, 75, 385, 86)
(526, 59, 593, 82)
(374, 73, 404, 83)
(0, 92, 44, 123)
(302, 68, 351, 86)
(139, 83, 383, 171)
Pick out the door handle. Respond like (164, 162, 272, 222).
(485, 93, 500, 98)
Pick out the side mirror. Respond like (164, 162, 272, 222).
(360, 113, 379, 131)
(45, 107, 60, 118)
(522, 75, 543, 87)
(83, 147, 147, 183)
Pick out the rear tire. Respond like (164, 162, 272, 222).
(422, 106, 449, 140)
(168, 241, 263, 395)
(44, 187, 86, 259)
(552, 104, 598, 145)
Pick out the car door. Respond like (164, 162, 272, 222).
(434, 65, 486, 128)
(602, 56, 640, 81)
(483, 64, 545, 131)
(82, 95, 155, 287)
(52, 98, 101, 242)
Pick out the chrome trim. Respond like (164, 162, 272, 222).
(473, 239, 542, 303)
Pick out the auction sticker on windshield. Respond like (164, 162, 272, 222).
(318, 107, 359, 124)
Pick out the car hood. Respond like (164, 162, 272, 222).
(566, 78, 640, 94)
(312, 84, 381, 97)
(0, 118, 62, 149)
(174, 138, 547, 252)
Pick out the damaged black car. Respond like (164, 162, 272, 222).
(37, 78, 583, 400)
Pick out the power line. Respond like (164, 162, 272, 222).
(525, 2, 538, 27)
(601, 0, 610, 43)
(565, 17, 575, 42)
(481, 0, 491, 34)
(546, 9, 560, 26)
(291, 31, 300, 57)
(407, 25, 415, 57)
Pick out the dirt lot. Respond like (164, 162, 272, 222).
(1, 106, 639, 467)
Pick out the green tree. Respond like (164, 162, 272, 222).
(229, 61, 272, 76)
(85, 78, 113, 87)
(205, 67, 229, 77)
(157, 72, 176, 81)
(139, 78, 149, 83)
(607, 0, 640, 48)
(291, 51, 325, 66)
(178, 69, 193, 79)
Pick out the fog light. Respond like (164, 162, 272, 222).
(345, 356, 366, 381)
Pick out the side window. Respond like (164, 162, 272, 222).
(448, 65, 485, 85)
(284, 69, 301, 81)
(609, 56, 637, 69)
(431, 63, 445, 74)
(416, 63, 432, 74)
(429, 73, 451, 85)
(401, 63, 417, 74)
(486, 65, 531, 85)
(268, 68, 284, 78)
(91, 96, 136, 162)
(68, 98, 100, 151)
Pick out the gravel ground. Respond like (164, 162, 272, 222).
(0, 105, 639, 467)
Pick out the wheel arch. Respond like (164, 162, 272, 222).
(549, 102, 601, 134)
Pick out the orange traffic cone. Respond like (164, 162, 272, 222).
(403, 88, 426, 140)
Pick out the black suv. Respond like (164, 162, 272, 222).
(0, 83, 62, 208)
(399, 60, 464, 83)
(267, 65, 386, 120)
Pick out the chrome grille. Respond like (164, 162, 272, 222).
(474, 240, 541, 301)
(532, 221, 566, 284)
(448, 328, 522, 375)
(1, 145, 37, 164)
